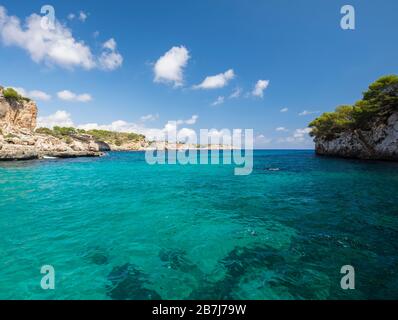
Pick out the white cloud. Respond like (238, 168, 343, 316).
(67, 11, 88, 22)
(29, 90, 52, 101)
(98, 38, 123, 71)
(229, 87, 242, 99)
(140, 114, 159, 122)
(211, 96, 225, 106)
(255, 134, 272, 144)
(194, 69, 235, 90)
(78, 119, 193, 142)
(57, 90, 92, 102)
(276, 127, 288, 132)
(37, 110, 74, 128)
(11, 87, 51, 101)
(39, 111, 235, 145)
(153, 46, 190, 87)
(98, 51, 123, 71)
(279, 128, 312, 143)
(175, 115, 199, 125)
(0, 6, 122, 71)
(252, 80, 269, 98)
(299, 110, 320, 116)
(176, 127, 197, 143)
(184, 115, 198, 125)
(78, 11, 88, 22)
(205, 129, 234, 145)
(280, 107, 288, 112)
(294, 128, 312, 138)
(103, 38, 116, 51)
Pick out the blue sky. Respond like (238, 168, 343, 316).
(0, 0, 397, 148)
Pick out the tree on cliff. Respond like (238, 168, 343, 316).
(2, 88, 31, 102)
(3, 88, 21, 100)
(309, 75, 398, 139)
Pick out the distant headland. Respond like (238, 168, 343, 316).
(309, 75, 398, 161)
(0, 87, 233, 161)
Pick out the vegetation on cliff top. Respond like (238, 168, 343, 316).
(2, 87, 31, 102)
(309, 75, 398, 140)
(35, 126, 146, 145)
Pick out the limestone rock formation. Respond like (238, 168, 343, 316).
(0, 93, 37, 133)
(0, 87, 103, 160)
(314, 112, 398, 161)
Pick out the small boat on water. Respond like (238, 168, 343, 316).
(43, 156, 58, 159)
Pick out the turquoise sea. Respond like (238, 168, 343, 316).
(1, 150, 398, 300)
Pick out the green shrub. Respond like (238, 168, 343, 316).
(309, 75, 398, 139)
(36, 127, 54, 135)
(33, 126, 146, 144)
(64, 136, 73, 144)
(5, 133, 18, 139)
(53, 126, 77, 136)
(3, 88, 22, 101)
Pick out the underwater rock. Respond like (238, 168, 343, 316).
(188, 245, 286, 300)
(106, 263, 161, 300)
(159, 248, 197, 273)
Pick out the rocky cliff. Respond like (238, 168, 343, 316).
(310, 75, 398, 161)
(314, 112, 398, 161)
(0, 87, 104, 160)
(0, 94, 37, 131)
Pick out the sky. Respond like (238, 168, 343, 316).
(0, 0, 397, 148)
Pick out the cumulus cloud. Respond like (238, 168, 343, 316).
(67, 11, 88, 22)
(279, 128, 312, 143)
(299, 110, 320, 116)
(211, 96, 225, 106)
(57, 90, 92, 102)
(175, 115, 198, 126)
(103, 38, 116, 51)
(276, 127, 288, 132)
(255, 134, 272, 144)
(280, 107, 288, 112)
(153, 46, 190, 87)
(194, 69, 235, 90)
(37, 111, 238, 146)
(229, 87, 242, 99)
(37, 110, 74, 128)
(98, 38, 123, 71)
(78, 118, 194, 142)
(252, 80, 269, 98)
(206, 129, 234, 145)
(0, 6, 122, 71)
(184, 115, 198, 125)
(140, 114, 159, 122)
(11, 87, 51, 101)
(78, 11, 88, 22)
(294, 128, 312, 138)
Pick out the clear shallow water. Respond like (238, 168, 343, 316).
(1, 150, 398, 300)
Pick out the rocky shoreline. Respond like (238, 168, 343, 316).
(310, 76, 398, 162)
(314, 112, 398, 161)
(0, 87, 235, 161)
(0, 88, 107, 161)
